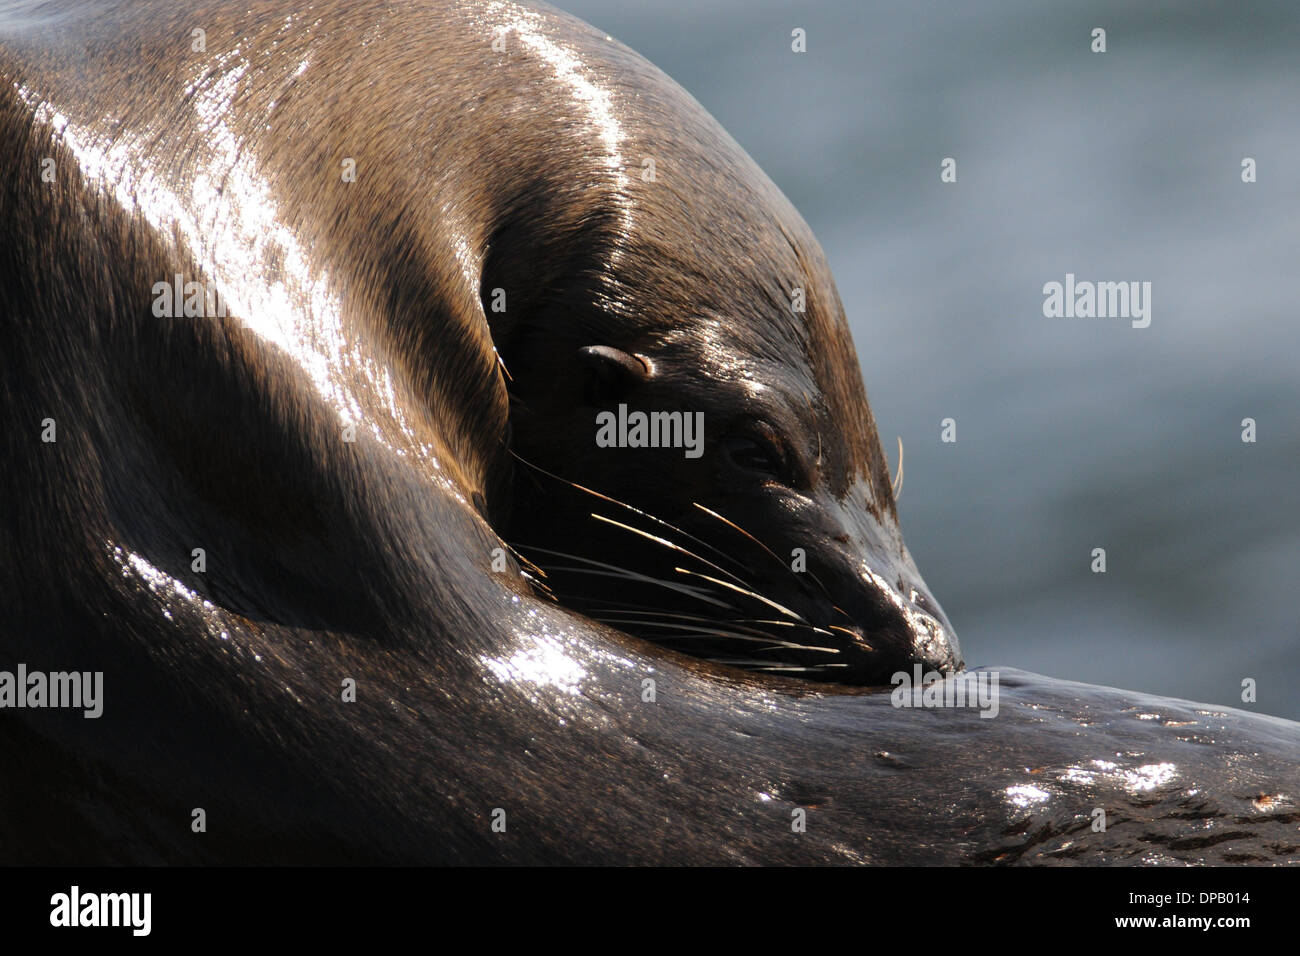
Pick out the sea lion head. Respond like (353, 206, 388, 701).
(484, 26, 961, 685)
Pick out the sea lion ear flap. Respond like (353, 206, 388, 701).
(578, 346, 652, 403)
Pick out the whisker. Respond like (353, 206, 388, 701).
(588, 609, 762, 629)
(505, 543, 549, 580)
(589, 513, 750, 588)
(592, 618, 840, 654)
(705, 659, 848, 672)
(578, 601, 700, 616)
(516, 546, 739, 610)
(690, 501, 837, 601)
(673, 567, 808, 623)
(826, 624, 872, 652)
(891, 435, 904, 499)
(518, 571, 556, 597)
(691, 502, 786, 567)
(513, 452, 849, 612)
(495, 347, 514, 382)
(506, 452, 881, 679)
(543, 566, 734, 608)
(605, 610, 838, 641)
(510, 451, 755, 578)
(582, 608, 794, 639)
(736, 618, 838, 638)
(585, 608, 821, 629)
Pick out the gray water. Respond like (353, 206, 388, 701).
(555, 0, 1300, 720)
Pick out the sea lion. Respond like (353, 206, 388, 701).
(2, 0, 1297, 865)
(486, 19, 961, 682)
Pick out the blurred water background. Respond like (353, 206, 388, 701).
(555, 0, 1300, 719)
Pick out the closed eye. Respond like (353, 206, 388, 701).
(723, 433, 787, 480)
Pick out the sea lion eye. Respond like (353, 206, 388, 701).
(723, 432, 787, 479)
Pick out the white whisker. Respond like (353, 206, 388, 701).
(673, 567, 808, 623)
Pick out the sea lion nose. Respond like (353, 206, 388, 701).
(899, 580, 962, 672)
(903, 588, 963, 674)
(840, 562, 963, 680)
(813, 497, 963, 682)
